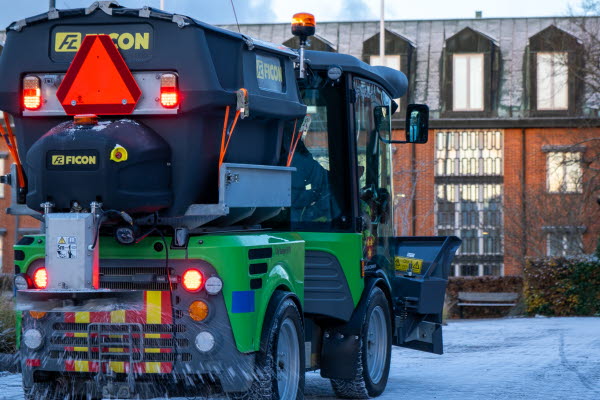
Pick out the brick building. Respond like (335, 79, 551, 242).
(223, 15, 600, 276)
(0, 33, 42, 274)
(0, 16, 598, 276)
(0, 114, 41, 274)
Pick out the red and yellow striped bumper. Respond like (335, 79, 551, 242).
(61, 291, 174, 374)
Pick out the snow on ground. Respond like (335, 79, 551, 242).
(1, 317, 599, 399)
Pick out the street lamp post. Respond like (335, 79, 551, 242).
(380, 0, 385, 62)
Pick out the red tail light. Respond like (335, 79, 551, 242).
(182, 269, 203, 292)
(33, 267, 48, 289)
(23, 76, 42, 110)
(160, 73, 179, 108)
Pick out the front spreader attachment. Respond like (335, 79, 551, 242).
(391, 236, 462, 354)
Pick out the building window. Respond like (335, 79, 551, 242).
(370, 55, 401, 103)
(435, 130, 504, 276)
(546, 230, 583, 256)
(452, 54, 484, 111)
(0, 236, 3, 271)
(537, 52, 568, 110)
(547, 151, 582, 193)
(369, 55, 401, 70)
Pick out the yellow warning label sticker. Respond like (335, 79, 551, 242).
(394, 256, 424, 274)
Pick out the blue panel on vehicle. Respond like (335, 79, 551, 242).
(232, 290, 255, 313)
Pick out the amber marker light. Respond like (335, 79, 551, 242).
(189, 300, 209, 322)
(291, 13, 316, 37)
(74, 114, 98, 125)
(29, 311, 47, 319)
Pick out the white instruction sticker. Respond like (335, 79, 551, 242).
(57, 236, 77, 259)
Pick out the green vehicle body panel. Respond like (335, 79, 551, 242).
(298, 232, 364, 307)
(14, 232, 306, 354)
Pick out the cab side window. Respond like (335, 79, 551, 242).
(354, 79, 395, 258)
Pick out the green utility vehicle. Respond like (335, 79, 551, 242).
(0, 2, 460, 399)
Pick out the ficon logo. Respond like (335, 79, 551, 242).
(55, 33, 82, 52)
(51, 155, 65, 165)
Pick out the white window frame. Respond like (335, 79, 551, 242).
(546, 151, 582, 193)
(546, 231, 583, 256)
(369, 55, 401, 70)
(536, 52, 569, 111)
(453, 264, 504, 277)
(452, 53, 484, 111)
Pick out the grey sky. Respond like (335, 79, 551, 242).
(0, 0, 584, 29)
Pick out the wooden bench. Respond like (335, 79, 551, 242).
(457, 292, 519, 318)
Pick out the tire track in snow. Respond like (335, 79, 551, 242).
(558, 331, 600, 395)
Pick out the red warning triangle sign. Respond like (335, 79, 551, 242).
(56, 34, 141, 115)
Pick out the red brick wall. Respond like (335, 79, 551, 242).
(0, 127, 41, 274)
(504, 127, 600, 275)
(393, 126, 600, 276)
(392, 129, 435, 237)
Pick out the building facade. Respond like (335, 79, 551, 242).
(224, 16, 600, 276)
(0, 17, 598, 276)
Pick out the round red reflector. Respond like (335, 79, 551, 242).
(182, 269, 203, 292)
(33, 268, 47, 289)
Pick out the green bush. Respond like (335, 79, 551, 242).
(524, 257, 600, 316)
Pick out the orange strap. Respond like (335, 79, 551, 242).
(0, 112, 25, 188)
(218, 89, 247, 170)
(286, 119, 300, 167)
(218, 107, 242, 168)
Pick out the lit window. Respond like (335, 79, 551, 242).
(453, 54, 484, 111)
(547, 152, 582, 193)
(537, 52, 568, 110)
(547, 231, 583, 256)
(369, 55, 400, 70)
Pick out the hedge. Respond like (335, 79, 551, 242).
(523, 257, 600, 316)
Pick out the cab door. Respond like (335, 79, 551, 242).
(352, 77, 461, 354)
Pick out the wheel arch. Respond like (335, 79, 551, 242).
(256, 287, 303, 352)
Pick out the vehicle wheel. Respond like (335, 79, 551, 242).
(231, 294, 305, 400)
(330, 286, 392, 399)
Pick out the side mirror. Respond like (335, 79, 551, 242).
(405, 104, 429, 144)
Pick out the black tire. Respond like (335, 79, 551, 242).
(330, 286, 392, 399)
(231, 293, 305, 400)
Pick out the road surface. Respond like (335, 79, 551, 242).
(1, 317, 599, 399)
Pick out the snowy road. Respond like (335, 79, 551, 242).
(1, 317, 599, 399)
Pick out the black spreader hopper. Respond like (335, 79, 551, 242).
(0, 3, 307, 227)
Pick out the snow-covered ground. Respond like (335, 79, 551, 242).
(1, 317, 599, 399)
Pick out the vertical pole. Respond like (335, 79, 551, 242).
(299, 42, 306, 79)
(379, 0, 385, 62)
(49, 0, 56, 10)
(160, 0, 165, 10)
